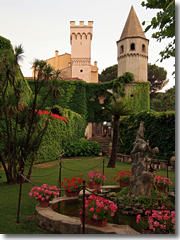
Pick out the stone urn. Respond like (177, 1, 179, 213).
(170, 156, 175, 169)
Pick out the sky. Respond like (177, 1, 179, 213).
(0, 0, 176, 92)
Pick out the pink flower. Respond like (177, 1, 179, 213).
(46, 196, 49, 200)
(154, 221, 160, 227)
(163, 215, 169, 221)
(171, 218, 175, 224)
(111, 213, 114, 217)
(90, 207, 94, 212)
(93, 215, 97, 219)
(41, 197, 45, 201)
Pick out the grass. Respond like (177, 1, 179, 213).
(0, 156, 175, 234)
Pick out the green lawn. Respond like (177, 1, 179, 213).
(0, 156, 175, 234)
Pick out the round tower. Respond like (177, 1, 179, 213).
(70, 21, 93, 83)
(117, 6, 149, 82)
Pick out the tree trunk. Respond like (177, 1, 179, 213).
(107, 115, 120, 168)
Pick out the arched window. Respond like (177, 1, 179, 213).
(130, 43, 135, 50)
(120, 45, 124, 53)
(142, 44, 146, 52)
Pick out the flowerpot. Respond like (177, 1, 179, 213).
(89, 218, 107, 227)
(142, 229, 158, 234)
(80, 214, 107, 227)
(39, 200, 49, 208)
(79, 214, 91, 225)
(88, 182, 101, 189)
(65, 190, 80, 197)
(120, 182, 130, 187)
(158, 186, 168, 193)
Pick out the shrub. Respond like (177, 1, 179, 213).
(65, 139, 102, 157)
(119, 110, 175, 161)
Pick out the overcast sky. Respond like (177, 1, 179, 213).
(0, 0, 176, 92)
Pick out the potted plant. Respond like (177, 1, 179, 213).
(79, 194, 117, 227)
(61, 175, 84, 197)
(114, 170, 132, 187)
(136, 207, 175, 234)
(155, 175, 172, 193)
(29, 184, 60, 207)
(87, 169, 107, 189)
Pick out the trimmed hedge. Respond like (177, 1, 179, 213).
(119, 110, 175, 161)
(36, 109, 86, 163)
(65, 139, 102, 157)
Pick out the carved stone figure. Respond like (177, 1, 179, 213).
(128, 121, 159, 197)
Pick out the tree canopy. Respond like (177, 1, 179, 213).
(148, 63, 168, 92)
(150, 86, 175, 111)
(98, 63, 168, 93)
(142, 0, 175, 63)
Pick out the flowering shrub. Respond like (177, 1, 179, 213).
(155, 175, 172, 187)
(19, 105, 67, 122)
(29, 184, 60, 201)
(114, 170, 132, 183)
(80, 194, 118, 221)
(136, 206, 175, 234)
(87, 169, 107, 184)
(61, 175, 84, 192)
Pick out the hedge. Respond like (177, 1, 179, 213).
(36, 108, 86, 164)
(118, 110, 175, 161)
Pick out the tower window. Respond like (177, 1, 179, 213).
(120, 45, 124, 53)
(130, 43, 135, 50)
(142, 44, 146, 52)
(80, 69, 83, 72)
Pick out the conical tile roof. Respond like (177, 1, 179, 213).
(119, 6, 147, 41)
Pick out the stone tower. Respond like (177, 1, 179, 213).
(117, 6, 149, 82)
(70, 21, 93, 83)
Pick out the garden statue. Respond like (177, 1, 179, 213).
(128, 121, 159, 197)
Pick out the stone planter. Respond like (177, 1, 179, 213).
(120, 182, 130, 187)
(39, 200, 49, 208)
(88, 182, 101, 189)
(65, 190, 80, 197)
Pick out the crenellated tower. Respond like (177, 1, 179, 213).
(117, 6, 149, 82)
(70, 21, 93, 83)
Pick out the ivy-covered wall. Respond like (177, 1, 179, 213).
(118, 110, 175, 161)
(27, 74, 150, 123)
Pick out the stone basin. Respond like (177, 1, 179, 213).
(35, 195, 140, 234)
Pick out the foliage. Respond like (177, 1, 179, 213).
(148, 63, 168, 92)
(98, 64, 118, 83)
(150, 86, 175, 111)
(142, 0, 175, 63)
(119, 110, 175, 161)
(117, 187, 174, 209)
(64, 139, 102, 157)
(0, 35, 13, 51)
(61, 175, 84, 193)
(36, 108, 86, 163)
(155, 175, 172, 187)
(0, 44, 63, 184)
(28, 79, 87, 118)
(114, 170, 132, 183)
(136, 207, 175, 234)
(28, 71, 149, 124)
(104, 100, 133, 168)
(80, 194, 118, 220)
(87, 169, 107, 184)
(29, 184, 60, 201)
